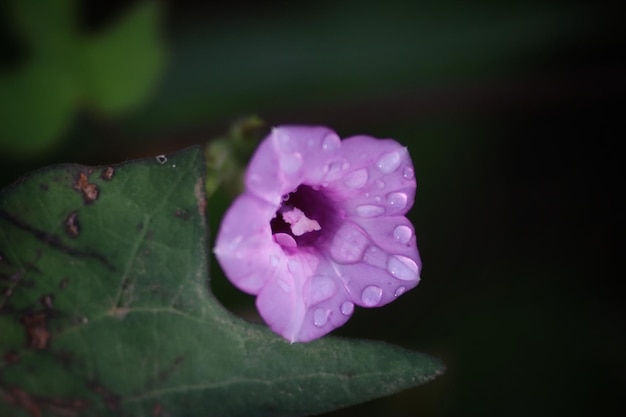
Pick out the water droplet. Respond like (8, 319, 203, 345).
(363, 246, 387, 268)
(270, 255, 279, 266)
(327, 161, 343, 175)
(287, 259, 301, 274)
(330, 223, 369, 263)
(364, 192, 370, 198)
(155, 155, 167, 164)
(395, 286, 406, 297)
(403, 167, 414, 180)
(322, 133, 340, 151)
(341, 301, 354, 315)
(282, 193, 290, 202)
(375, 196, 381, 202)
(343, 168, 368, 188)
(361, 285, 383, 307)
(356, 205, 385, 218)
(387, 255, 419, 281)
(387, 192, 408, 210)
(277, 278, 290, 292)
(274, 233, 297, 249)
(376, 180, 385, 189)
(392, 225, 413, 244)
(313, 308, 330, 327)
(341, 162, 350, 171)
(377, 152, 401, 173)
(282, 152, 303, 173)
(307, 276, 337, 305)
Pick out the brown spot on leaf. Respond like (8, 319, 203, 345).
(152, 402, 163, 416)
(65, 211, 80, 237)
(40, 294, 54, 309)
(73, 172, 98, 204)
(4, 350, 19, 364)
(9, 271, 23, 282)
(1, 387, 88, 417)
(101, 166, 115, 181)
(3, 388, 41, 417)
(89, 383, 120, 411)
(108, 307, 130, 319)
(175, 208, 190, 220)
(195, 178, 206, 217)
(20, 312, 50, 349)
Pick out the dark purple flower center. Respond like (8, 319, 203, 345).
(271, 185, 336, 248)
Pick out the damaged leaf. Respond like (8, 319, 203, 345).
(0, 146, 443, 417)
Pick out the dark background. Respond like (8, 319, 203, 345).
(1, 0, 624, 415)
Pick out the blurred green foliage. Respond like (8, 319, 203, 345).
(0, 0, 164, 156)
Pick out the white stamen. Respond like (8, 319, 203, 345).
(281, 207, 321, 236)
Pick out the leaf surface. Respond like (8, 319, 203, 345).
(0, 147, 443, 416)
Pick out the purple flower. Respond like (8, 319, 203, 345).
(214, 126, 421, 342)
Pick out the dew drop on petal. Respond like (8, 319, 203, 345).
(376, 151, 401, 173)
(392, 225, 413, 244)
(387, 255, 419, 281)
(307, 275, 337, 305)
(270, 255, 280, 266)
(403, 166, 415, 180)
(387, 192, 408, 210)
(322, 133, 341, 151)
(363, 246, 387, 268)
(343, 168, 368, 189)
(274, 233, 297, 249)
(330, 223, 369, 263)
(287, 259, 302, 274)
(341, 301, 354, 315)
(282, 152, 303, 173)
(395, 286, 406, 297)
(277, 278, 290, 292)
(376, 180, 385, 189)
(327, 161, 343, 175)
(356, 205, 385, 218)
(342, 162, 350, 171)
(313, 308, 330, 327)
(361, 285, 383, 307)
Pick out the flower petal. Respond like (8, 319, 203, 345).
(244, 126, 342, 205)
(323, 135, 416, 219)
(213, 194, 283, 293)
(321, 217, 420, 309)
(255, 248, 321, 342)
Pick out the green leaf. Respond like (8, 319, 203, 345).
(0, 147, 443, 416)
(80, 2, 165, 114)
(0, 0, 165, 155)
